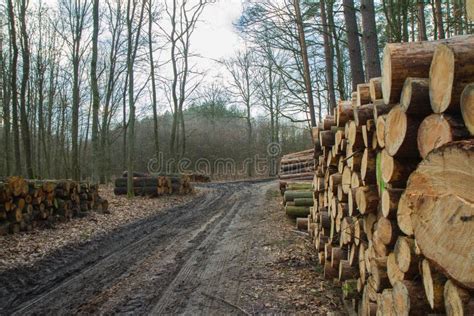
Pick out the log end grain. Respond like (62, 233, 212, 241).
(429, 44, 455, 114)
(461, 83, 474, 135)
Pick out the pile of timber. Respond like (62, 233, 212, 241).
(114, 173, 193, 196)
(0, 177, 109, 236)
(279, 148, 315, 182)
(282, 183, 313, 220)
(306, 34, 474, 316)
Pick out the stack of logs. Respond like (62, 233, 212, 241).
(307, 34, 474, 315)
(114, 173, 193, 196)
(281, 183, 313, 219)
(0, 177, 109, 236)
(279, 148, 315, 182)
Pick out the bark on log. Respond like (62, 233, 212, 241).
(294, 198, 314, 207)
(285, 206, 310, 217)
(357, 83, 372, 107)
(392, 280, 431, 315)
(354, 104, 375, 127)
(283, 190, 313, 202)
(337, 100, 354, 127)
(401, 140, 474, 289)
(369, 77, 383, 102)
(430, 39, 474, 113)
(417, 114, 470, 158)
(385, 105, 422, 158)
(296, 217, 309, 230)
(381, 35, 474, 104)
(339, 259, 359, 281)
(400, 77, 432, 117)
(461, 83, 474, 135)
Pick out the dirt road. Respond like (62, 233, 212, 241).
(0, 180, 344, 315)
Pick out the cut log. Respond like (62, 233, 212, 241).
(283, 190, 313, 202)
(461, 83, 474, 135)
(417, 114, 470, 158)
(402, 140, 474, 289)
(285, 206, 310, 217)
(356, 185, 379, 215)
(357, 83, 372, 107)
(331, 247, 347, 268)
(336, 100, 354, 127)
(381, 188, 404, 219)
(354, 104, 375, 127)
(388, 252, 406, 286)
(392, 280, 431, 315)
(296, 217, 308, 230)
(376, 115, 386, 148)
(394, 236, 420, 276)
(376, 217, 399, 246)
(400, 77, 432, 117)
(361, 148, 376, 184)
(444, 280, 474, 316)
(347, 121, 364, 148)
(339, 259, 359, 281)
(377, 289, 395, 316)
(396, 196, 412, 237)
(324, 260, 338, 280)
(421, 259, 446, 312)
(384, 105, 422, 158)
(380, 149, 417, 187)
(381, 35, 474, 104)
(370, 257, 390, 292)
(369, 77, 383, 102)
(342, 166, 352, 194)
(373, 101, 394, 122)
(430, 39, 474, 113)
(323, 116, 335, 130)
(319, 130, 336, 147)
(293, 198, 314, 207)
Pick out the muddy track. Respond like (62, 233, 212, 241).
(0, 180, 274, 315)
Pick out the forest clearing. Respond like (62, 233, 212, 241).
(1, 0, 474, 315)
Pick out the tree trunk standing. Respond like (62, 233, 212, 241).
(7, 0, 22, 176)
(435, 0, 446, 39)
(169, 0, 179, 161)
(91, 0, 100, 183)
(327, 0, 346, 100)
(343, 0, 365, 91)
(294, 0, 317, 127)
(36, 8, 46, 178)
(122, 73, 128, 172)
(360, 0, 381, 79)
(126, 0, 146, 197)
(148, 2, 160, 161)
(0, 17, 9, 175)
(417, 0, 427, 41)
(320, 0, 337, 112)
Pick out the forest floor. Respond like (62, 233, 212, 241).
(0, 180, 345, 315)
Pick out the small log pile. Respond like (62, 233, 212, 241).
(114, 173, 193, 197)
(279, 148, 315, 182)
(0, 177, 108, 236)
(282, 184, 313, 218)
(305, 35, 474, 315)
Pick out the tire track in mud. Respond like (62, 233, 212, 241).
(0, 180, 272, 315)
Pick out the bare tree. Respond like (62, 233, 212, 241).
(91, 0, 100, 182)
(360, 0, 381, 79)
(223, 48, 259, 177)
(343, 0, 365, 90)
(126, 0, 147, 197)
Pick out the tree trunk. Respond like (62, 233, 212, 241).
(7, 0, 21, 176)
(91, 0, 100, 183)
(294, 0, 317, 126)
(320, 0, 336, 112)
(417, 0, 428, 41)
(435, 0, 446, 39)
(360, 0, 381, 79)
(343, 0, 365, 91)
